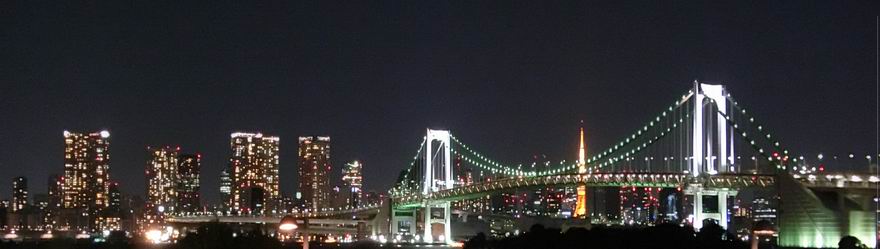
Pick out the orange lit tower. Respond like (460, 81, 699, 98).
(573, 121, 589, 219)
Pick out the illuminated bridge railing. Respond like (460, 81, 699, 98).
(166, 204, 382, 223)
(167, 216, 368, 225)
(392, 173, 776, 207)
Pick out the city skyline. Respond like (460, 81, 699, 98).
(0, 1, 876, 206)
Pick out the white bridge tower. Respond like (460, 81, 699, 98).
(689, 82, 738, 230)
(422, 129, 453, 243)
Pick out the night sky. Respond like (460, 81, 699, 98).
(0, 1, 877, 203)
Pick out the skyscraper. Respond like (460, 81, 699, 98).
(219, 169, 231, 211)
(95, 180, 123, 231)
(62, 130, 111, 230)
(227, 133, 280, 214)
(298, 136, 331, 211)
(62, 131, 111, 210)
(46, 174, 62, 229)
(12, 177, 27, 212)
(145, 146, 179, 214)
(342, 161, 363, 208)
(95, 181, 124, 231)
(107, 182, 121, 212)
(177, 154, 201, 213)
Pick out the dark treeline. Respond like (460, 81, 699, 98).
(169, 222, 381, 249)
(465, 223, 745, 249)
(464, 223, 869, 249)
(1, 222, 867, 249)
(0, 222, 381, 249)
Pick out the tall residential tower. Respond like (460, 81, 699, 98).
(227, 133, 280, 214)
(177, 154, 201, 213)
(62, 130, 111, 230)
(145, 146, 179, 214)
(298, 136, 331, 211)
(342, 161, 363, 208)
(12, 177, 27, 212)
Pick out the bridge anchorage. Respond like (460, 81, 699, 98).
(387, 82, 878, 248)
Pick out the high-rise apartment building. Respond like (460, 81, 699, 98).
(145, 146, 179, 214)
(12, 177, 27, 212)
(62, 130, 111, 230)
(45, 174, 62, 229)
(62, 130, 111, 211)
(227, 133, 280, 214)
(177, 154, 201, 213)
(298, 136, 331, 211)
(97, 181, 123, 231)
(47, 175, 62, 210)
(342, 160, 363, 208)
(219, 169, 231, 211)
(107, 182, 121, 212)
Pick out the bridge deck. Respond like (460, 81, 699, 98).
(392, 173, 775, 207)
(392, 172, 876, 208)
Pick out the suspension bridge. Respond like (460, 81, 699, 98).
(165, 82, 877, 248)
(384, 82, 878, 248)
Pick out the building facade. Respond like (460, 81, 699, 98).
(227, 133, 280, 214)
(342, 160, 363, 208)
(12, 177, 27, 212)
(61, 130, 111, 230)
(45, 174, 62, 229)
(297, 136, 331, 211)
(177, 154, 201, 213)
(145, 146, 179, 215)
(107, 182, 121, 212)
(219, 169, 231, 211)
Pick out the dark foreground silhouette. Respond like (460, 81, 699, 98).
(464, 223, 746, 249)
(0, 222, 866, 249)
(464, 223, 869, 249)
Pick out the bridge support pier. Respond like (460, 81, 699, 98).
(418, 129, 454, 244)
(685, 184, 736, 230)
(390, 208, 416, 237)
(422, 201, 452, 244)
